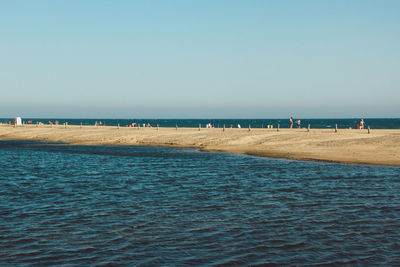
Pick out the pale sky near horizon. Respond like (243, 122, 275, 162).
(1, 0, 399, 118)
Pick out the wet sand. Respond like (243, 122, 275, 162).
(0, 124, 399, 166)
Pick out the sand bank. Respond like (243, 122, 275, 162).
(0, 124, 399, 166)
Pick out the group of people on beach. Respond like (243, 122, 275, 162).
(206, 123, 215, 128)
(94, 121, 106, 126)
(12, 118, 369, 130)
(289, 116, 367, 130)
(289, 117, 301, 128)
(129, 122, 152, 128)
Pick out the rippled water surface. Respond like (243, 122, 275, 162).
(1, 140, 400, 266)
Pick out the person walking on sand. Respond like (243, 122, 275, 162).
(289, 117, 293, 128)
(360, 119, 365, 129)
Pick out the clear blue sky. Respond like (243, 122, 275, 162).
(1, 0, 399, 118)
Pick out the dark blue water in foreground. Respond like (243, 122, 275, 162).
(1, 141, 400, 266)
(1, 118, 400, 129)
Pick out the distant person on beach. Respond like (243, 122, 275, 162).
(237, 124, 241, 128)
(360, 119, 365, 129)
(297, 119, 301, 128)
(289, 117, 293, 128)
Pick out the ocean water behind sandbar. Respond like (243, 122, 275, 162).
(1, 118, 400, 129)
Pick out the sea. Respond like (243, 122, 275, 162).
(1, 140, 400, 266)
(1, 118, 400, 129)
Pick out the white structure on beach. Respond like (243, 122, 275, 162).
(14, 117, 22, 126)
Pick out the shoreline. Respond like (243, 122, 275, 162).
(1, 124, 399, 167)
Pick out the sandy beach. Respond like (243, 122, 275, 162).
(0, 124, 399, 166)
